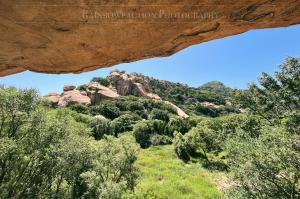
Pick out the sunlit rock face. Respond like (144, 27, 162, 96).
(1, 0, 300, 76)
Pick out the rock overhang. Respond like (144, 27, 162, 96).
(0, 0, 300, 76)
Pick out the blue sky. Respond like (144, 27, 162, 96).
(1, 24, 300, 95)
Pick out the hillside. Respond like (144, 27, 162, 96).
(1, 58, 299, 199)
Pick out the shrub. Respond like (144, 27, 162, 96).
(173, 131, 191, 162)
(111, 114, 141, 135)
(89, 102, 120, 119)
(165, 116, 190, 136)
(149, 108, 170, 122)
(70, 103, 89, 114)
(150, 134, 172, 146)
(77, 84, 88, 91)
(90, 115, 112, 140)
(91, 77, 110, 86)
(133, 120, 166, 148)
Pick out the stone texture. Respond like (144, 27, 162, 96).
(86, 82, 120, 104)
(108, 70, 161, 100)
(1, 0, 300, 76)
(166, 101, 189, 118)
(44, 92, 60, 105)
(58, 90, 91, 106)
(63, 84, 76, 92)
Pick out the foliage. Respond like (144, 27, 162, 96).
(149, 108, 170, 122)
(227, 57, 300, 198)
(80, 135, 139, 199)
(90, 115, 112, 140)
(77, 84, 88, 91)
(89, 101, 121, 119)
(133, 120, 166, 148)
(111, 114, 141, 135)
(173, 131, 191, 161)
(131, 73, 236, 117)
(226, 127, 300, 198)
(70, 103, 89, 114)
(0, 86, 139, 199)
(91, 77, 111, 86)
(165, 116, 191, 136)
(232, 57, 300, 125)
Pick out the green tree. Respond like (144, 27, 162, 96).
(173, 131, 191, 162)
(91, 77, 110, 86)
(0, 86, 139, 199)
(227, 57, 300, 198)
(80, 135, 139, 199)
(90, 115, 112, 140)
(89, 102, 121, 119)
(111, 114, 141, 136)
(149, 108, 170, 122)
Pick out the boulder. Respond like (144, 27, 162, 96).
(58, 90, 91, 106)
(63, 84, 76, 92)
(86, 82, 119, 104)
(44, 92, 61, 106)
(166, 101, 189, 118)
(108, 70, 161, 100)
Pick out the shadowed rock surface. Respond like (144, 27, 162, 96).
(1, 0, 300, 76)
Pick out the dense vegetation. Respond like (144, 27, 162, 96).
(132, 73, 239, 117)
(0, 57, 299, 198)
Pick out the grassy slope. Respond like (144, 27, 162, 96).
(133, 145, 224, 199)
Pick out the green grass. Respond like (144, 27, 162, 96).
(132, 145, 224, 199)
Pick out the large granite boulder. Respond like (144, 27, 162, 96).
(86, 82, 120, 105)
(44, 92, 61, 106)
(108, 70, 161, 100)
(57, 90, 91, 107)
(63, 84, 76, 92)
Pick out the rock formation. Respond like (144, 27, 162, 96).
(1, 0, 300, 76)
(86, 82, 120, 105)
(44, 71, 188, 118)
(108, 70, 161, 100)
(166, 101, 189, 119)
(44, 92, 61, 105)
(57, 90, 91, 107)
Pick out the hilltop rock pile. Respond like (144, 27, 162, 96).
(108, 70, 161, 100)
(44, 71, 188, 118)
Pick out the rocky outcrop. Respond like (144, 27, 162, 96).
(86, 82, 120, 105)
(44, 92, 61, 105)
(44, 71, 188, 117)
(63, 85, 76, 92)
(57, 90, 91, 107)
(108, 70, 161, 100)
(166, 102, 189, 119)
(1, 1, 300, 76)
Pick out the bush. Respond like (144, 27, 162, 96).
(77, 84, 88, 91)
(90, 115, 112, 140)
(91, 77, 110, 86)
(165, 116, 191, 136)
(133, 120, 166, 148)
(150, 134, 172, 146)
(70, 103, 89, 114)
(149, 108, 170, 122)
(111, 114, 141, 135)
(89, 102, 121, 119)
(173, 131, 191, 162)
